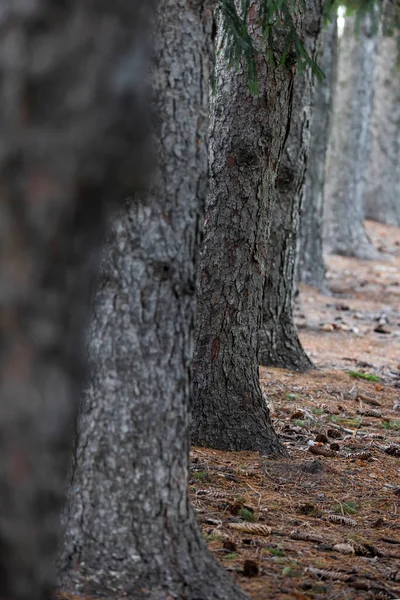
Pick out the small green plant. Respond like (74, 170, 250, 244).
(293, 419, 306, 428)
(286, 393, 298, 400)
(266, 547, 285, 557)
(224, 553, 238, 560)
(347, 370, 381, 382)
(383, 420, 400, 430)
(203, 533, 222, 541)
(311, 407, 325, 415)
(333, 500, 358, 515)
(192, 471, 208, 481)
(238, 507, 257, 522)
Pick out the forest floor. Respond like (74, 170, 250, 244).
(191, 221, 400, 600)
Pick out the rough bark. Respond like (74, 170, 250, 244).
(323, 12, 380, 259)
(296, 20, 338, 291)
(259, 1, 322, 371)
(59, 2, 249, 599)
(191, 2, 302, 453)
(0, 2, 153, 600)
(364, 3, 400, 227)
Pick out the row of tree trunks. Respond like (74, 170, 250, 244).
(323, 11, 380, 260)
(258, 0, 322, 371)
(59, 1, 249, 598)
(0, 2, 154, 599)
(365, 0, 400, 227)
(296, 20, 338, 292)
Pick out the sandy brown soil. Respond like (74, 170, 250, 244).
(191, 221, 400, 600)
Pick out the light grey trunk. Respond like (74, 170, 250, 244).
(364, 3, 400, 227)
(0, 3, 153, 599)
(296, 20, 338, 291)
(258, 0, 322, 371)
(323, 12, 380, 259)
(191, 1, 305, 453)
(59, 2, 249, 599)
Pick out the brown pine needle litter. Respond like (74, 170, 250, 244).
(190, 222, 400, 600)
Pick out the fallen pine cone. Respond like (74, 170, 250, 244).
(309, 445, 337, 458)
(327, 514, 357, 527)
(228, 523, 272, 536)
(327, 428, 342, 439)
(333, 543, 355, 555)
(385, 445, 400, 458)
(346, 451, 372, 460)
(357, 408, 382, 418)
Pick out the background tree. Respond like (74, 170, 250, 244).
(364, 1, 400, 227)
(191, 0, 306, 453)
(258, 0, 322, 371)
(0, 1, 154, 599)
(59, 1, 249, 598)
(323, 10, 380, 259)
(296, 20, 338, 292)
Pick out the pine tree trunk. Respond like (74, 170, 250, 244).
(364, 4, 400, 227)
(59, 2, 249, 599)
(0, 3, 153, 600)
(191, 2, 305, 453)
(258, 1, 322, 371)
(324, 12, 380, 259)
(296, 20, 338, 291)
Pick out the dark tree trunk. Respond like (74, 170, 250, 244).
(0, 2, 153, 600)
(364, 1, 400, 226)
(296, 20, 338, 291)
(258, 0, 322, 371)
(191, 1, 304, 453)
(59, 2, 249, 599)
(323, 12, 380, 259)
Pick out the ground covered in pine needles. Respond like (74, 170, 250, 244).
(191, 221, 400, 600)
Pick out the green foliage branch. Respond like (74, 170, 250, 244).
(217, 0, 397, 94)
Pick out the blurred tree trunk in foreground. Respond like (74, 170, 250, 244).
(296, 20, 338, 291)
(191, 0, 301, 453)
(59, 1, 249, 599)
(258, 0, 322, 372)
(324, 12, 380, 260)
(0, 2, 153, 599)
(364, 2, 400, 227)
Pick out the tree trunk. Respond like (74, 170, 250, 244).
(323, 12, 380, 259)
(258, 0, 322, 371)
(0, 2, 153, 600)
(296, 20, 338, 291)
(191, 2, 304, 453)
(59, 2, 249, 599)
(364, 3, 400, 227)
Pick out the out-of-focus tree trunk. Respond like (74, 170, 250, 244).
(0, 2, 154, 599)
(59, 2, 250, 599)
(258, 0, 322, 371)
(324, 12, 380, 259)
(296, 20, 338, 291)
(364, 2, 400, 226)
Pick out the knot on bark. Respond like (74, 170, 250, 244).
(234, 145, 259, 167)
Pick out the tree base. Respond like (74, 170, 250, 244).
(59, 512, 250, 600)
(259, 324, 314, 372)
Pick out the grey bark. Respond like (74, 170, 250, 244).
(0, 2, 153, 600)
(296, 20, 338, 291)
(259, 0, 322, 371)
(191, 2, 304, 453)
(364, 5, 400, 226)
(323, 12, 380, 259)
(59, 2, 249, 599)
